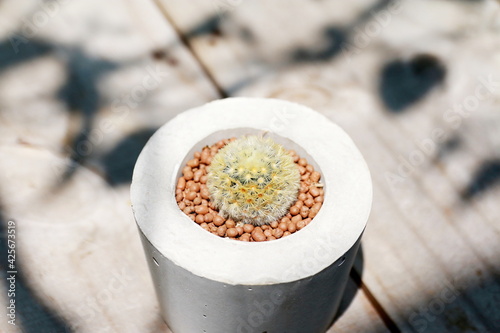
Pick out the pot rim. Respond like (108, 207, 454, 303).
(131, 97, 372, 285)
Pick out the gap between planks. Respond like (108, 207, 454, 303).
(151, 0, 229, 98)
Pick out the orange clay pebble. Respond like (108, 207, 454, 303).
(273, 228, 284, 238)
(226, 219, 236, 229)
(264, 229, 272, 237)
(217, 225, 227, 237)
(176, 193, 183, 202)
(185, 191, 197, 201)
(240, 233, 251, 241)
(204, 213, 214, 223)
(243, 224, 254, 233)
(194, 169, 203, 182)
(236, 226, 244, 235)
(213, 215, 225, 226)
(315, 196, 324, 203)
(184, 170, 194, 180)
(304, 198, 314, 207)
(267, 236, 276, 241)
(296, 220, 306, 230)
(252, 228, 266, 242)
(288, 222, 297, 233)
(310, 171, 321, 183)
(195, 215, 204, 224)
(200, 151, 209, 164)
(187, 158, 199, 168)
(189, 182, 200, 192)
(270, 221, 279, 228)
(283, 231, 291, 237)
(309, 207, 319, 219)
(290, 206, 300, 215)
(177, 177, 186, 190)
(298, 158, 307, 167)
(309, 187, 320, 197)
(281, 216, 291, 223)
(291, 215, 302, 224)
(200, 175, 207, 184)
(200, 187, 210, 199)
(226, 228, 238, 238)
(278, 222, 288, 231)
(306, 164, 314, 173)
(200, 223, 209, 231)
(195, 205, 208, 215)
(193, 197, 202, 205)
(300, 206, 309, 218)
(298, 193, 307, 201)
(178, 201, 186, 210)
(312, 202, 322, 212)
(252, 226, 262, 233)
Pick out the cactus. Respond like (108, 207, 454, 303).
(207, 135, 300, 225)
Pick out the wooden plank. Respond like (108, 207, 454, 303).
(329, 277, 391, 333)
(0, 1, 385, 333)
(0, 144, 172, 333)
(0, 0, 218, 161)
(157, 0, 500, 331)
(0, 0, 218, 332)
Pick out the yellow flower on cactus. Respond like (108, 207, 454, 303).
(207, 136, 300, 225)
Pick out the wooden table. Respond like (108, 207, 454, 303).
(0, 0, 499, 332)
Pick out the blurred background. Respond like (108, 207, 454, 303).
(0, 0, 499, 332)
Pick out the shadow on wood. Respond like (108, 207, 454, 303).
(379, 54, 446, 112)
(0, 208, 73, 333)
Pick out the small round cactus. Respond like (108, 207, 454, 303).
(207, 135, 300, 225)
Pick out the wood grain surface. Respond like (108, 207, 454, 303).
(1, 0, 499, 332)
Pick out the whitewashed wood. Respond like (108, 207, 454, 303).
(0, 0, 218, 162)
(157, 0, 500, 331)
(329, 279, 390, 333)
(0, 0, 220, 332)
(0, 1, 385, 332)
(0, 144, 173, 333)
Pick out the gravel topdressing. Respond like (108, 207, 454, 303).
(175, 138, 324, 241)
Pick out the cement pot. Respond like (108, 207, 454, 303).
(131, 97, 372, 333)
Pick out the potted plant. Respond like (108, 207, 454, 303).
(131, 97, 372, 333)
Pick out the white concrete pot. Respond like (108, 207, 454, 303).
(131, 98, 372, 333)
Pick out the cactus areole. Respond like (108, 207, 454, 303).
(207, 136, 300, 225)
